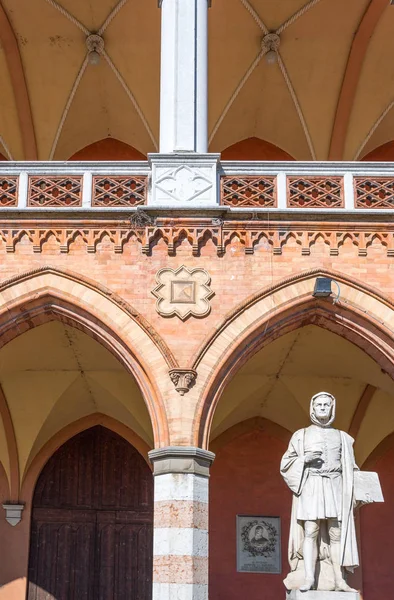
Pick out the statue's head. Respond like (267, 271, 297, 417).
(310, 392, 336, 427)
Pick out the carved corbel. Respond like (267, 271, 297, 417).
(169, 369, 197, 395)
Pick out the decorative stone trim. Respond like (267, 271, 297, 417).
(149, 447, 215, 477)
(2, 503, 24, 526)
(149, 153, 220, 207)
(169, 369, 197, 395)
(152, 266, 214, 319)
(0, 216, 393, 256)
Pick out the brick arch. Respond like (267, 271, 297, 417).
(0, 266, 175, 449)
(361, 140, 394, 161)
(68, 138, 146, 161)
(221, 137, 295, 161)
(21, 414, 151, 505)
(192, 268, 394, 449)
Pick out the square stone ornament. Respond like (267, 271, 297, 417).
(152, 265, 214, 319)
(287, 592, 360, 600)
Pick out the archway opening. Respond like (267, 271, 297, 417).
(208, 324, 394, 600)
(0, 319, 154, 597)
(27, 425, 153, 600)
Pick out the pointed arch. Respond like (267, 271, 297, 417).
(221, 137, 295, 161)
(0, 266, 176, 449)
(21, 413, 151, 504)
(68, 138, 146, 161)
(191, 268, 394, 449)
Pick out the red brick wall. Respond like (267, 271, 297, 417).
(221, 137, 294, 161)
(68, 138, 146, 160)
(1, 234, 392, 368)
(360, 444, 394, 599)
(209, 429, 291, 600)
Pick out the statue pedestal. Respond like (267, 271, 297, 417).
(286, 592, 360, 600)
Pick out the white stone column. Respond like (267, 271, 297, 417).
(159, 0, 210, 154)
(149, 447, 215, 600)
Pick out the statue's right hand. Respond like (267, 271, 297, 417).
(304, 451, 323, 465)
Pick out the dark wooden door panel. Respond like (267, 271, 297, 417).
(28, 522, 96, 600)
(27, 426, 153, 600)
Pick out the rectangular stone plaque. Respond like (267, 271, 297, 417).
(287, 591, 360, 600)
(236, 515, 281, 574)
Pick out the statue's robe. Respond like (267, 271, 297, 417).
(280, 427, 359, 580)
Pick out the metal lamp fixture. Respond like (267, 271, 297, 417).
(312, 277, 341, 302)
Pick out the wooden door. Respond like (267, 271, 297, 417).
(27, 426, 153, 600)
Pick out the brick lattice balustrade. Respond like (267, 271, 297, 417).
(221, 175, 277, 207)
(93, 176, 147, 207)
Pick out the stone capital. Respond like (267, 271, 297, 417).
(149, 446, 215, 477)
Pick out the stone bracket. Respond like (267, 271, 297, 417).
(3, 503, 24, 526)
(169, 369, 197, 395)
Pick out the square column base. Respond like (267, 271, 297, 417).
(148, 153, 220, 207)
(287, 591, 360, 600)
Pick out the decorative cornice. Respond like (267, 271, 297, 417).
(149, 446, 215, 477)
(0, 217, 393, 257)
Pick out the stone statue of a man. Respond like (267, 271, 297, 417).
(280, 392, 359, 593)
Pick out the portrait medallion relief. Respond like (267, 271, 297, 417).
(237, 515, 281, 574)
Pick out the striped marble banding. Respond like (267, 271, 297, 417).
(149, 447, 215, 600)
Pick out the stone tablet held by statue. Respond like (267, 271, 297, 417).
(280, 392, 384, 594)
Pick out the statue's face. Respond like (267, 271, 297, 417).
(255, 527, 264, 540)
(313, 395, 333, 421)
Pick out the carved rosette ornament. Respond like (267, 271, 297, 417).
(152, 265, 214, 319)
(169, 369, 197, 395)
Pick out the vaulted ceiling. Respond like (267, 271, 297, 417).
(0, 0, 393, 160)
(210, 325, 394, 466)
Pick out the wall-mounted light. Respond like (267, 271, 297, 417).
(312, 277, 341, 302)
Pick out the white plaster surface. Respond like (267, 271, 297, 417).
(159, 0, 208, 153)
(154, 527, 208, 557)
(154, 473, 209, 503)
(153, 583, 208, 600)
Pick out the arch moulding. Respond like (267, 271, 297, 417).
(192, 268, 394, 449)
(0, 266, 175, 450)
